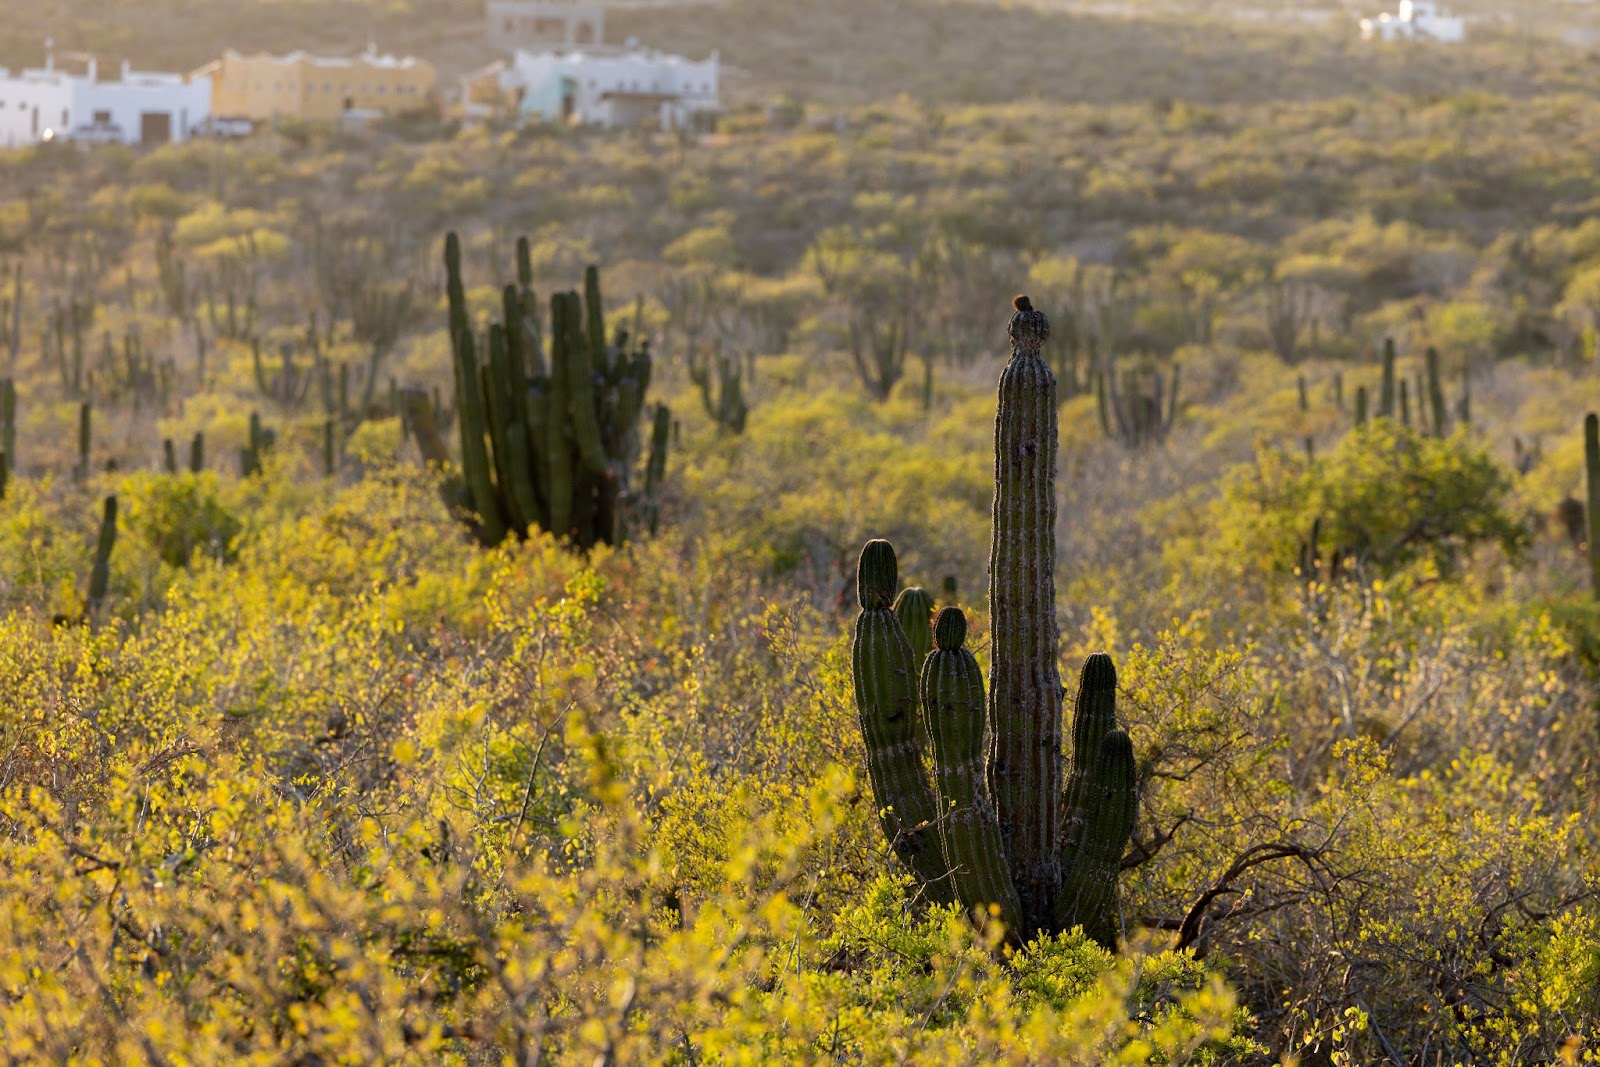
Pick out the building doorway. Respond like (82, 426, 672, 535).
(140, 112, 172, 144)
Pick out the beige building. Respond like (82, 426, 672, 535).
(195, 48, 435, 122)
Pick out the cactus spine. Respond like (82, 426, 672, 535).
(851, 297, 1138, 949)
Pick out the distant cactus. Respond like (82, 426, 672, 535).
(75, 402, 91, 485)
(1586, 414, 1600, 601)
(1096, 354, 1178, 448)
(441, 232, 668, 549)
(1379, 337, 1397, 419)
(688, 340, 749, 434)
(241, 412, 275, 478)
(0, 377, 15, 478)
(87, 495, 117, 616)
(851, 297, 1138, 948)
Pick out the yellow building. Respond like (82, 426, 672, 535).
(194, 48, 435, 122)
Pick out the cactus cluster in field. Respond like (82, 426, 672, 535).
(850, 296, 1139, 949)
(240, 412, 276, 477)
(441, 232, 669, 549)
(1356, 340, 1469, 435)
(1096, 355, 1178, 448)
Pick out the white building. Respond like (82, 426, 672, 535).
(502, 45, 718, 131)
(0, 53, 211, 149)
(1360, 1, 1466, 42)
(0, 65, 73, 148)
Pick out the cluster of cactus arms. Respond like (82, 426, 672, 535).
(1354, 341, 1468, 435)
(240, 412, 276, 477)
(687, 341, 749, 434)
(253, 338, 313, 410)
(850, 297, 1139, 949)
(442, 232, 669, 549)
(1095, 355, 1179, 448)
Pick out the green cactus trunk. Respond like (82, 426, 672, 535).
(923, 607, 1025, 939)
(76, 402, 91, 484)
(88, 494, 117, 615)
(1426, 347, 1447, 438)
(987, 297, 1063, 937)
(851, 540, 956, 906)
(893, 587, 936, 669)
(1380, 338, 1396, 419)
(1052, 654, 1138, 948)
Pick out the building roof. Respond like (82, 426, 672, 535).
(218, 47, 432, 71)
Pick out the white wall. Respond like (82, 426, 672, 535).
(509, 48, 719, 129)
(0, 70, 74, 148)
(72, 68, 212, 144)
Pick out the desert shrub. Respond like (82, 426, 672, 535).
(119, 471, 243, 569)
(1202, 421, 1527, 587)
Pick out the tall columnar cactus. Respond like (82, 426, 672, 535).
(1585, 413, 1600, 602)
(442, 232, 667, 549)
(851, 296, 1139, 949)
(1425, 346, 1447, 439)
(1379, 337, 1396, 419)
(75, 402, 91, 485)
(989, 295, 1064, 931)
(87, 495, 117, 615)
(0, 377, 15, 476)
(851, 541, 956, 907)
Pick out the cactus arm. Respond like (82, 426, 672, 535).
(851, 540, 956, 906)
(923, 608, 1025, 940)
(545, 294, 576, 539)
(892, 587, 936, 670)
(987, 296, 1063, 938)
(559, 291, 609, 478)
(453, 326, 508, 545)
(1054, 653, 1137, 949)
(1165, 361, 1180, 432)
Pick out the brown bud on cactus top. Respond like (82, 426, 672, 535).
(1008, 294, 1051, 352)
